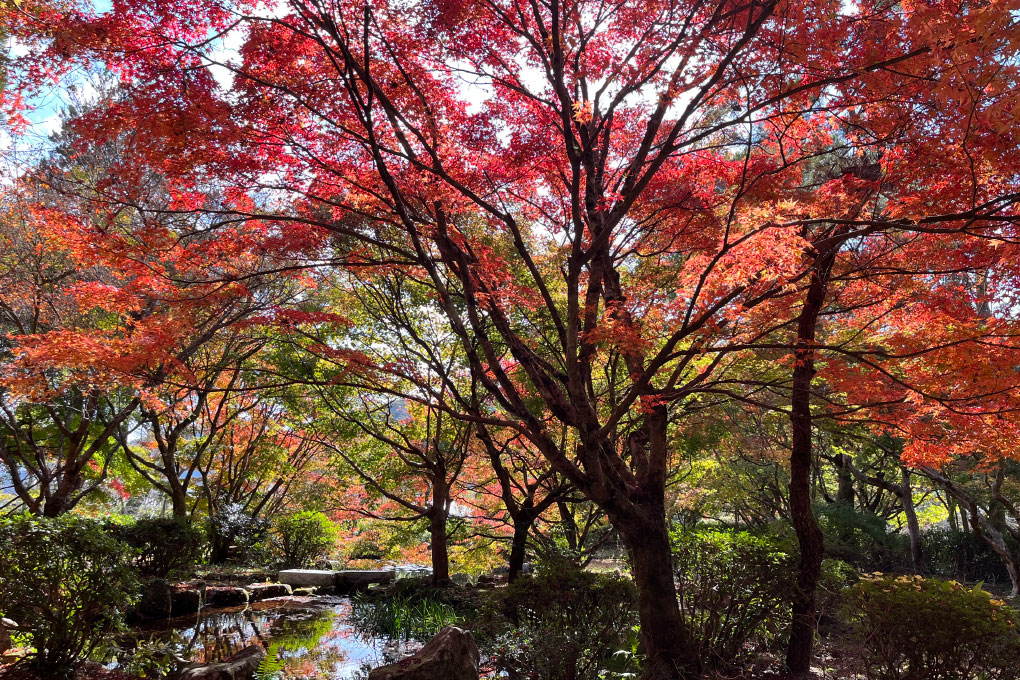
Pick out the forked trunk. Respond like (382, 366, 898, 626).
(170, 485, 189, 519)
(42, 476, 79, 517)
(42, 497, 68, 518)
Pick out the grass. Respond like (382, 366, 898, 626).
(350, 592, 461, 641)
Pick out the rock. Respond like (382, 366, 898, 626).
(368, 626, 479, 680)
(173, 645, 266, 680)
(135, 580, 204, 619)
(335, 570, 396, 592)
(139, 580, 193, 618)
(278, 569, 336, 587)
(171, 587, 203, 615)
(246, 583, 292, 601)
(204, 586, 249, 607)
(314, 559, 344, 570)
(136, 579, 173, 618)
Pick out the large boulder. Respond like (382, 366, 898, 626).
(204, 586, 249, 607)
(368, 627, 479, 680)
(173, 645, 266, 680)
(171, 587, 204, 615)
(135, 579, 203, 619)
(246, 583, 292, 601)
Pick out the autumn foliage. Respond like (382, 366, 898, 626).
(2, 0, 1020, 676)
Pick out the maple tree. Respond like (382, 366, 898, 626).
(0, 87, 311, 517)
(197, 393, 324, 560)
(287, 272, 479, 583)
(0, 185, 133, 516)
(113, 334, 270, 518)
(6, 0, 1020, 675)
(471, 423, 572, 580)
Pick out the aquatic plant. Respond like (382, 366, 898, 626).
(350, 593, 461, 642)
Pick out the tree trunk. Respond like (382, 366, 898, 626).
(899, 468, 923, 574)
(923, 466, 1020, 597)
(946, 497, 959, 532)
(617, 510, 695, 679)
(972, 507, 1020, 596)
(786, 257, 832, 675)
(42, 474, 80, 517)
(787, 409, 824, 675)
(169, 483, 189, 519)
(508, 518, 531, 582)
(558, 500, 579, 555)
(429, 510, 450, 584)
(41, 495, 67, 518)
(836, 455, 854, 506)
(210, 532, 231, 564)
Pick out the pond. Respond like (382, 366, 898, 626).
(119, 596, 419, 680)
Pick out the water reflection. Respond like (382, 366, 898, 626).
(126, 597, 415, 679)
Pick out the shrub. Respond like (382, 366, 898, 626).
(816, 502, 906, 570)
(817, 558, 860, 628)
(111, 517, 206, 579)
(347, 534, 384, 560)
(270, 511, 338, 568)
(476, 560, 639, 680)
(0, 514, 139, 678)
(922, 527, 1016, 585)
(843, 573, 1020, 680)
(672, 528, 796, 670)
(209, 503, 270, 564)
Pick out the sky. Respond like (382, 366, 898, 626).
(2, 0, 496, 172)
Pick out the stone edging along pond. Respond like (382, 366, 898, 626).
(133, 569, 396, 620)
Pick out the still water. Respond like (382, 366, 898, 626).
(123, 596, 417, 680)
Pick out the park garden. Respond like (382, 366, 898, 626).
(1, 0, 1020, 678)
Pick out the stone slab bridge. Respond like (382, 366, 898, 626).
(278, 569, 396, 592)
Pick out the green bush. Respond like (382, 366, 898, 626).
(111, 517, 206, 579)
(816, 502, 906, 570)
(209, 503, 270, 564)
(922, 527, 1016, 585)
(843, 573, 1020, 680)
(0, 514, 139, 678)
(476, 560, 639, 680)
(270, 511, 338, 568)
(347, 534, 384, 560)
(672, 528, 796, 670)
(817, 558, 860, 627)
